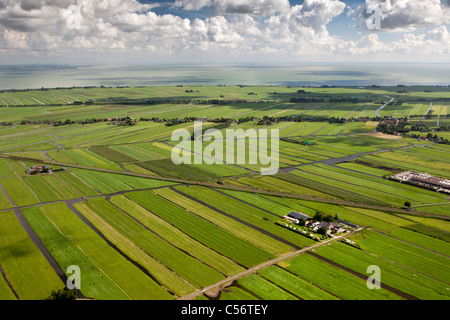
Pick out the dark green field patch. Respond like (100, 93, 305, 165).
(90, 146, 137, 163)
(404, 223, 450, 243)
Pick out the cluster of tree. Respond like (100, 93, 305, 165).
(257, 114, 379, 126)
(45, 287, 77, 300)
(327, 116, 347, 123)
(139, 117, 165, 123)
(290, 97, 325, 103)
(189, 121, 234, 140)
(165, 118, 196, 126)
(406, 132, 450, 144)
(402, 97, 450, 102)
(376, 117, 450, 144)
(409, 123, 430, 132)
(113, 117, 137, 126)
(328, 97, 371, 103)
(0, 85, 100, 94)
(1, 103, 67, 108)
(237, 116, 257, 124)
(424, 110, 434, 119)
(409, 114, 442, 119)
(20, 116, 136, 127)
(313, 211, 336, 222)
(163, 116, 232, 127)
(103, 98, 251, 106)
(376, 122, 409, 135)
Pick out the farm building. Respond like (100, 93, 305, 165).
(285, 211, 310, 224)
(391, 171, 450, 193)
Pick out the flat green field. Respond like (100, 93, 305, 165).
(174, 185, 316, 249)
(110, 194, 245, 275)
(284, 253, 402, 300)
(85, 197, 224, 289)
(1, 85, 450, 300)
(258, 265, 338, 300)
(69, 168, 174, 194)
(126, 191, 276, 268)
(153, 188, 290, 255)
(0, 178, 40, 206)
(22, 206, 131, 300)
(236, 273, 298, 300)
(0, 210, 64, 300)
(314, 241, 450, 299)
(73, 202, 195, 297)
(351, 229, 450, 284)
(42, 203, 172, 300)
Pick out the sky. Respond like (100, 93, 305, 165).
(0, 0, 449, 65)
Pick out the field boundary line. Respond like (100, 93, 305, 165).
(369, 228, 450, 259)
(0, 264, 20, 300)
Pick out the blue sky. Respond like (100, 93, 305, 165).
(0, 0, 449, 64)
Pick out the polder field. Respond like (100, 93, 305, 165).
(0, 85, 449, 301)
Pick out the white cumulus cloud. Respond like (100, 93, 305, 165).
(174, 0, 291, 16)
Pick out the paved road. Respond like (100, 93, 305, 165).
(179, 228, 364, 300)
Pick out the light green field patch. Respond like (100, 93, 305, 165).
(0, 210, 64, 300)
(0, 178, 40, 206)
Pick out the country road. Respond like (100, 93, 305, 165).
(375, 96, 395, 117)
(179, 228, 364, 300)
(0, 154, 448, 219)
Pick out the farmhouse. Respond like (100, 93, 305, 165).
(26, 165, 52, 175)
(316, 221, 341, 233)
